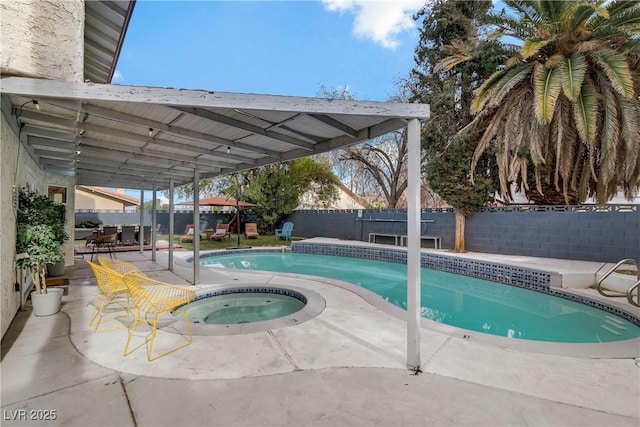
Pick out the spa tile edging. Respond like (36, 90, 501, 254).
(193, 286, 307, 304)
(291, 241, 640, 327)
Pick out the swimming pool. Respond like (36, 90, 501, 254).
(199, 251, 640, 343)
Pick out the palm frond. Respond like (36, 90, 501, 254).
(522, 38, 551, 58)
(558, 97, 578, 196)
(588, 0, 637, 30)
(560, 53, 586, 101)
(616, 95, 640, 181)
(504, 0, 545, 24)
(533, 63, 563, 124)
(589, 49, 635, 98)
(566, 3, 609, 32)
(598, 81, 621, 192)
(577, 145, 593, 202)
(573, 77, 598, 145)
(434, 53, 473, 74)
(540, 0, 569, 22)
(471, 68, 510, 114)
(470, 106, 510, 180)
(602, 0, 640, 16)
(603, 6, 640, 29)
(487, 63, 534, 109)
(617, 39, 640, 55)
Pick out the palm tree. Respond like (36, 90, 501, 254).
(438, 0, 640, 204)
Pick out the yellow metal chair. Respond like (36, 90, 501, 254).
(98, 256, 145, 276)
(86, 261, 131, 332)
(122, 273, 197, 361)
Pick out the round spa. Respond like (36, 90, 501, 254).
(188, 288, 306, 325)
(174, 286, 325, 336)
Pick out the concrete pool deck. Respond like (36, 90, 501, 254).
(1, 248, 639, 426)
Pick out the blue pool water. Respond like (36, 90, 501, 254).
(200, 251, 640, 343)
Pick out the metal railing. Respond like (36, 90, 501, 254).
(596, 259, 639, 307)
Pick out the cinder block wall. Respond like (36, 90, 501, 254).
(286, 206, 639, 263)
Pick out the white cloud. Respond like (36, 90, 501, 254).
(323, 0, 424, 49)
(112, 69, 123, 82)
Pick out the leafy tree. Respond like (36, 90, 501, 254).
(231, 158, 340, 232)
(410, 0, 505, 251)
(142, 200, 169, 212)
(439, 0, 640, 204)
(16, 189, 68, 294)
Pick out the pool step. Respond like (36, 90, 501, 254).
(604, 315, 627, 327)
(600, 324, 623, 336)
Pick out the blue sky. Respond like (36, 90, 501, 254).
(114, 0, 424, 102)
(116, 0, 426, 201)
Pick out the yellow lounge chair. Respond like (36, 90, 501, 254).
(98, 256, 145, 276)
(122, 273, 197, 361)
(86, 261, 131, 332)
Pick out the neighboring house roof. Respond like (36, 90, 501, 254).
(337, 183, 368, 209)
(76, 186, 140, 206)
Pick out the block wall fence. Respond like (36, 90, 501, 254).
(286, 205, 639, 263)
(75, 205, 639, 263)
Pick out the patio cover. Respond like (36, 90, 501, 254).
(0, 76, 428, 370)
(1, 77, 429, 190)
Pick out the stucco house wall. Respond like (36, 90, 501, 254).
(1, 0, 83, 337)
(75, 190, 130, 210)
(0, 0, 84, 82)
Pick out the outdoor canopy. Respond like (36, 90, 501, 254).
(1, 76, 429, 370)
(1, 77, 430, 190)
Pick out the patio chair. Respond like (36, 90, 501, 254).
(98, 256, 146, 276)
(86, 261, 130, 332)
(209, 223, 231, 241)
(142, 225, 152, 245)
(103, 225, 118, 242)
(244, 223, 259, 239)
(275, 221, 294, 241)
(90, 232, 117, 261)
(179, 224, 197, 244)
(120, 225, 136, 246)
(122, 273, 197, 361)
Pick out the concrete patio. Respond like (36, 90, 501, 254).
(1, 249, 639, 426)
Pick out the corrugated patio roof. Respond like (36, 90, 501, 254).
(1, 77, 430, 190)
(84, 0, 136, 84)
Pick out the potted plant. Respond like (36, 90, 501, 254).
(15, 188, 68, 316)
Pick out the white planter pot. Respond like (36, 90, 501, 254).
(31, 288, 63, 316)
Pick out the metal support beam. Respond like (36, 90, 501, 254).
(139, 190, 144, 254)
(193, 169, 200, 285)
(406, 118, 421, 370)
(168, 179, 174, 271)
(151, 185, 157, 261)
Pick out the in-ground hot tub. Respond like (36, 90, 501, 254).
(188, 287, 306, 324)
(174, 285, 325, 335)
